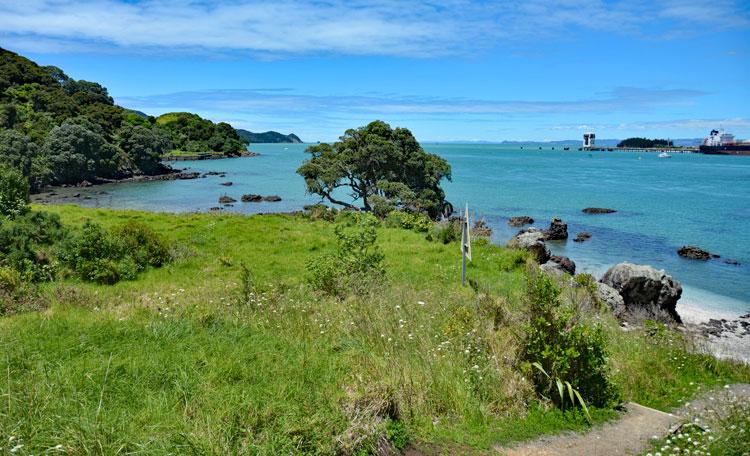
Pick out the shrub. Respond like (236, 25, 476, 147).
(383, 210, 432, 232)
(60, 220, 171, 284)
(303, 204, 338, 222)
(0, 211, 64, 281)
(425, 219, 462, 244)
(0, 165, 30, 220)
(307, 212, 385, 297)
(115, 221, 172, 268)
(520, 269, 619, 408)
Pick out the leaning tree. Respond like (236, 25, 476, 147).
(297, 120, 452, 219)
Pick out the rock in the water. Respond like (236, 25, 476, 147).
(595, 282, 626, 318)
(600, 262, 683, 324)
(218, 195, 236, 204)
(549, 255, 576, 275)
(677, 245, 711, 260)
(582, 207, 617, 214)
(177, 172, 201, 180)
(473, 219, 492, 236)
(220, 181, 233, 186)
(724, 259, 741, 266)
(508, 216, 534, 227)
(262, 195, 282, 202)
(573, 231, 592, 243)
(78, 180, 93, 187)
(241, 194, 263, 202)
(507, 230, 550, 263)
(209, 206, 222, 211)
(544, 218, 568, 240)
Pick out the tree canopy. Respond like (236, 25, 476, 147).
(297, 120, 452, 219)
(617, 137, 673, 148)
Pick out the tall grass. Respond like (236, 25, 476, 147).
(0, 205, 748, 454)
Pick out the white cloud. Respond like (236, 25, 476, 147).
(0, 0, 747, 57)
(116, 86, 706, 117)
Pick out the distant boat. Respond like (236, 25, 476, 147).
(658, 152, 672, 158)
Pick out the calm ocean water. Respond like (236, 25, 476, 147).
(57, 143, 750, 317)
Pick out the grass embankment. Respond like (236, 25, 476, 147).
(1, 205, 748, 455)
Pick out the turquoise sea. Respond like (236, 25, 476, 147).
(54, 143, 750, 317)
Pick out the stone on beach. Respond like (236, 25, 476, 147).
(507, 229, 550, 263)
(549, 255, 575, 275)
(600, 262, 683, 324)
(595, 282, 626, 319)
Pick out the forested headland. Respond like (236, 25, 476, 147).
(0, 48, 247, 189)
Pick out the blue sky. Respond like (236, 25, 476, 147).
(1, 0, 749, 142)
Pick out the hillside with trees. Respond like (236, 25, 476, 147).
(0, 48, 247, 189)
(617, 137, 674, 148)
(236, 129, 302, 143)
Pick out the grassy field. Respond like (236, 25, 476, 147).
(1, 205, 748, 455)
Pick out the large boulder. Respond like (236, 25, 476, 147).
(540, 261, 566, 278)
(544, 218, 568, 240)
(595, 282, 626, 318)
(508, 216, 534, 227)
(507, 230, 550, 263)
(600, 263, 682, 324)
(549, 255, 576, 275)
(677, 245, 711, 260)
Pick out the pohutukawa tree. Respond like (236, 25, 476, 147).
(297, 120, 452, 219)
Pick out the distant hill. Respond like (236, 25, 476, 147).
(236, 129, 302, 144)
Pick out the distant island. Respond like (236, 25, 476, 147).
(236, 129, 302, 144)
(617, 137, 674, 148)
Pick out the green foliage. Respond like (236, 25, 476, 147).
(115, 124, 172, 174)
(521, 270, 619, 408)
(155, 112, 246, 155)
(0, 47, 248, 187)
(426, 218, 462, 244)
(236, 129, 302, 144)
(383, 210, 432, 232)
(60, 221, 171, 284)
(115, 221, 172, 268)
(385, 419, 409, 451)
(42, 121, 121, 183)
(307, 213, 385, 296)
(617, 137, 673, 148)
(303, 203, 338, 221)
(297, 120, 452, 219)
(0, 211, 64, 282)
(0, 165, 30, 219)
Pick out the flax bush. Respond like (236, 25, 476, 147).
(520, 269, 619, 408)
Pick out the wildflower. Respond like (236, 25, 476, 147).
(417, 301, 426, 306)
(395, 305, 401, 309)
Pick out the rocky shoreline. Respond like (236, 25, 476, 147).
(506, 214, 750, 364)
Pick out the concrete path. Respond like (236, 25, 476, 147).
(495, 384, 750, 456)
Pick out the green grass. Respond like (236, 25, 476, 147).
(0, 205, 748, 455)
